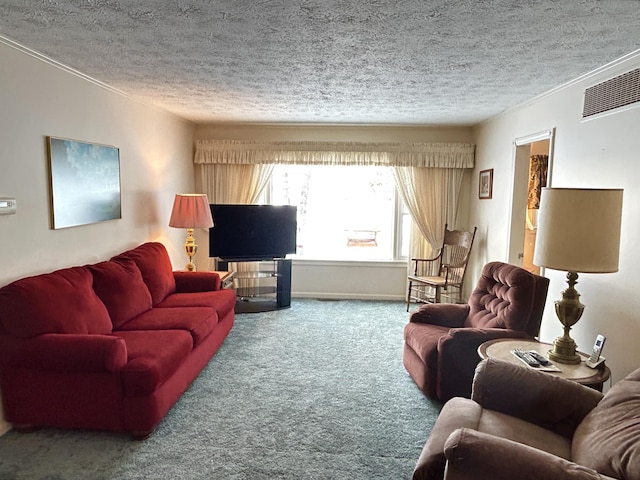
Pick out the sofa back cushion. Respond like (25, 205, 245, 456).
(465, 262, 541, 332)
(572, 368, 640, 480)
(89, 260, 153, 328)
(112, 242, 176, 306)
(0, 266, 112, 338)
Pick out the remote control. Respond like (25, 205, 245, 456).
(513, 349, 540, 367)
(528, 351, 550, 366)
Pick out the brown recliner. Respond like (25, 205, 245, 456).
(413, 358, 640, 480)
(403, 261, 549, 401)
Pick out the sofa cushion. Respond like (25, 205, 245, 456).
(478, 409, 572, 461)
(88, 260, 153, 328)
(572, 368, 640, 480)
(413, 398, 572, 480)
(158, 289, 237, 321)
(0, 266, 112, 338)
(117, 307, 218, 347)
(115, 329, 193, 397)
(112, 242, 176, 306)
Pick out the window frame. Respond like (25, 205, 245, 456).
(263, 165, 409, 262)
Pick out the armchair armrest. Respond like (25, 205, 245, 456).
(434, 328, 529, 400)
(439, 327, 531, 359)
(444, 326, 531, 343)
(0, 334, 127, 373)
(472, 358, 604, 438)
(409, 303, 470, 328)
(443, 428, 605, 480)
(173, 271, 221, 292)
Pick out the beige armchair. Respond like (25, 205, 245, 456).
(413, 358, 640, 480)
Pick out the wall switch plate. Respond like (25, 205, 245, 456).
(0, 197, 17, 215)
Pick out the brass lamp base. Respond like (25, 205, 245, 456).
(548, 271, 584, 364)
(184, 228, 198, 272)
(548, 336, 581, 364)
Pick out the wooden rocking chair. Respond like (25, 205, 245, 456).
(406, 224, 477, 311)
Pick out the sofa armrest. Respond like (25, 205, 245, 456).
(173, 271, 221, 292)
(443, 428, 605, 480)
(409, 303, 470, 328)
(0, 334, 127, 373)
(472, 358, 604, 438)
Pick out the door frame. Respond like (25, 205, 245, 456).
(506, 128, 556, 266)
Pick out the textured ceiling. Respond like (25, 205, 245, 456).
(1, 1, 640, 125)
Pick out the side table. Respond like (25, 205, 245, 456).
(212, 270, 235, 289)
(478, 338, 611, 391)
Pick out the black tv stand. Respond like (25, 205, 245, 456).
(216, 258, 291, 314)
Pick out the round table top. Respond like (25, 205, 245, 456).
(478, 338, 611, 387)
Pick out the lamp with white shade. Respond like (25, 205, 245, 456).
(533, 188, 623, 364)
(169, 194, 214, 272)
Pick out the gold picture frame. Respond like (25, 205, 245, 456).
(479, 169, 493, 200)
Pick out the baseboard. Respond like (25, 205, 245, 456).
(292, 292, 404, 301)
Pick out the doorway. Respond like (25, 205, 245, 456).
(507, 129, 555, 271)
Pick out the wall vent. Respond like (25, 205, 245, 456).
(582, 67, 640, 118)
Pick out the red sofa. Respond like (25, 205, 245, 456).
(0, 242, 236, 438)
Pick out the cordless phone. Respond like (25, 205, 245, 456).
(586, 334, 606, 368)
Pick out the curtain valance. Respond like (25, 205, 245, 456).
(195, 140, 475, 168)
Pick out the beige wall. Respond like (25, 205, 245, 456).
(471, 52, 640, 384)
(0, 40, 196, 433)
(194, 123, 475, 300)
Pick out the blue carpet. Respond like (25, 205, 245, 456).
(0, 299, 441, 479)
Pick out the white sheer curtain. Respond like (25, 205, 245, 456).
(194, 139, 474, 270)
(393, 167, 465, 260)
(197, 163, 273, 204)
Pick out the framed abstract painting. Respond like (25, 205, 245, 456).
(47, 136, 121, 229)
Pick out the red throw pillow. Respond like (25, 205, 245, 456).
(0, 266, 112, 338)
(89, 260, 153, 328)
(112, 242, 176, 305)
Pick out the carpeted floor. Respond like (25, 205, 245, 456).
(0, 299, 441, 479)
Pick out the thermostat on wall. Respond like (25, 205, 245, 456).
(0, 197, 17, 215)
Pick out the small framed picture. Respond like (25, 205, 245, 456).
(479, 169, 493, 199)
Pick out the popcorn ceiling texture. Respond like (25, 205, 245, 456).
(0, 1, 639, 124)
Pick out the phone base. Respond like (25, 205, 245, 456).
(586, 356, 606, 369)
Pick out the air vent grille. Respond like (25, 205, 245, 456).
(583, 68, 640, 117)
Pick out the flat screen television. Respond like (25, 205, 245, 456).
(209, 204, 297, 260)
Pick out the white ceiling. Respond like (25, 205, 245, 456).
(1, 1, 639, 125)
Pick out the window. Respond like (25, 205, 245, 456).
(268, 165, 409, 261)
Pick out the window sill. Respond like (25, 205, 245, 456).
(290, 258, 407, 268)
